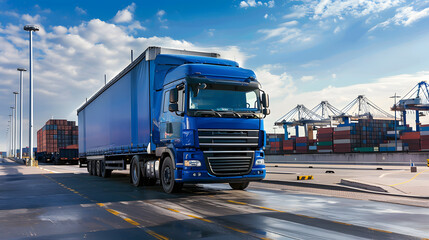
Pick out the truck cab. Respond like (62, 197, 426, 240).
(152, 56, 269, 192)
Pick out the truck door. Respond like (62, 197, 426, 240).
(160, 86, 185, 144)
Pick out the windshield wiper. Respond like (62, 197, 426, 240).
(194, 110, 222, 117)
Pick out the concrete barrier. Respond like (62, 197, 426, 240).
(266, 152, 429, 166)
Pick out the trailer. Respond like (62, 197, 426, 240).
(78, 46, 270, 193)
(52, 148, 79, 165)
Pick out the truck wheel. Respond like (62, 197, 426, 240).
(88, 160, 93, 175)
(130, 156, 143, 187)
(91, 160, 97, 176)
(229, 182, 250, 190)
(161, 157, 183, 193)
(96, 160, 102, 177)
(100, 161, 111, 178)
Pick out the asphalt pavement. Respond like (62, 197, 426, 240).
(1, 158, 428, 239)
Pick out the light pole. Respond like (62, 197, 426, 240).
(8, 116, 11, 156)
(13, 92, 18, 158)
(10, 107, 15, 157)
(17, 68, 26, 159)
(24, 25, 39, 165)
(390, 93, 401, 151)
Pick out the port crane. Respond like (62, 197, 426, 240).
(391, 81, 429, 131)
(339, 95, 394, 124)
(275, 104, 333, 139)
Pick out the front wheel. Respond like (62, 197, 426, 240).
(229, 182, 250, 190)
(161, 157, 183, 193)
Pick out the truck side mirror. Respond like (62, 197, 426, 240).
(262, 92, 269, 108)
(169, 103, 178, 112)
(263, 108, 270, 115)
(170, 88, 178, 103)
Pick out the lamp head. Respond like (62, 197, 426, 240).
(23, 25, 40, 32)
(17, 68, 27, 72)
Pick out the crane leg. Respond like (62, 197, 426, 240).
(283, 125, 288, 140)
(403, 111, 406, 126)
(416, 110, 420, 132)
(295, 125, 299, 138)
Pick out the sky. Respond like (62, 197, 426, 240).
(1, 0, 429, 151)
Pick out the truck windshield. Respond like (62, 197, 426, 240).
(188, 84, 261, 117)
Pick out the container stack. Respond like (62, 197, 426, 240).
(317, 127, 333, 153)
(308, 139, 317, 153)
(333, 125, 355, 153)
(266, 134, 284, 154)
(282, 138, 295, 153)
(420, 124, 429, 151)
(37, 119, 78, 154)
(295, 137, 308, 153)
(401, 132, 420, 151)
(379, 140, 402, 152)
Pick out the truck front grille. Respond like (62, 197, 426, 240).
(204, 151, 254, 176)
(198, 129, 258, 176)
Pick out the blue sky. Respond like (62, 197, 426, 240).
(1, 0, 429, 150)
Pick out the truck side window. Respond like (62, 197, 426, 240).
(163, 90, 170, 113)
(178, 88, 185, 111)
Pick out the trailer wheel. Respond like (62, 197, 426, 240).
(229, 182, 250, 190)
(91, 160, 97, 176)
(130, 156, 143, 187)
(161, 157, 183, 193)
(88, 160, 93, 175)
(96, 160, 102, 177)
(100, 160, 111, 178)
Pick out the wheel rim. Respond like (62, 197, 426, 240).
(163, 166, 171, 185)
(132, 162, 138, 183)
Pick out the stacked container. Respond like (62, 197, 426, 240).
(420, 124, 429, 151)
(401, 132, 420, 151)
(266, 134, 284, 154)
(317, 127, 333, 153)
(333, 125, 355, 153)
(295, 137, 308, 153)
(282, 138, 295, 153)
(37, 119, 78, 153)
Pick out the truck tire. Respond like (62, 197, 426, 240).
(88, 160, 93, 175)
(161, 157, 183, 193)
(91, 160, 97, 176)
(130, 156, 143, 187)
(100, 160, 111, 178)
(229, 182, 250, 190)
(96, 160, 102, 177)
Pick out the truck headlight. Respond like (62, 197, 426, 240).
(255, 159, 265, 165)
(184, 160, 201, 167)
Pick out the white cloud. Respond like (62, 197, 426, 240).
(22, 14, 41, 24)
(280, 20, 298, 26)
(334, 26, 341, 33)
(240, 0, 275, 8)
(264, 14, 268, 19)
(113, 3, 136, 23)
(370, 6, 429, 31)
(255, 64, 296, 99)
(258, 26, 311, 43)
(332, 73, 337, 79)
(207, 29, 215, 37)
(301, 75, 314, 82)
(157, 10, 166, 22)
(75, 6, 87, 15)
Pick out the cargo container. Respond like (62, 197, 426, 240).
(36, 119, 78, 164)
(52, 148, 79, 165)
(77, 47, 270, 193)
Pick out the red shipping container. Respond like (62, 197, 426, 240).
(296, 137, 308, 143)
(401, 132, 420, 139)
(317, 128, 334, 134)
(317, 145, 333, 150)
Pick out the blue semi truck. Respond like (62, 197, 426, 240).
(77, 47, 270, 193)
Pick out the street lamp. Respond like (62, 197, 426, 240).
(8, 116, 11, 156)
(10, 107, 15, 157)
(24, 25, 39, 165)
(390, 93, 401, 151)
(13, 92, 18, 158)
(17, 68, 26, 159)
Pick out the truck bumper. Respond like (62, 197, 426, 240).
(178, 167, 266, 183)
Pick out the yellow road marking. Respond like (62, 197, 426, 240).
(96, 203, 105, 207)
(368, 227, 392, 234)
(106, 209, 120, 215)
(224, 226, 249, 234)
(187, 214, 213, 223)
(227, 200, 247, 205)
(332, 220, 352, 226)
(389, 169, 429, 186)
(257, 206, 285, 213)
(146, 230, 169, 240)
(167, 208, 180, 213)
(123, 217, 140, 226)
(295, 214, 315, 218)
